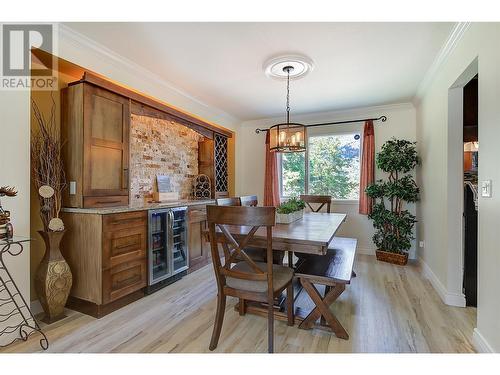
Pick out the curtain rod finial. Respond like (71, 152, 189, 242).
(380, 116, 387, 122)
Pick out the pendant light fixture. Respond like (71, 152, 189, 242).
(269, 66, 307, 153)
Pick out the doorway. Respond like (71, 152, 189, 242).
(462, 75, 478, 307)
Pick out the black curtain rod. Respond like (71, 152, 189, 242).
(254, 115, 387, 134)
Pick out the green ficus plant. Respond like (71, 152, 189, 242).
(365, 138, 420, 254)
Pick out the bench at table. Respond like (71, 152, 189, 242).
(295, 237, 357, 339)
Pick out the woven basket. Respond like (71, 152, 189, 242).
(375, 250, 408, 266)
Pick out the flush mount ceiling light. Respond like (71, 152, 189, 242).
(268, 65, 307, 153)
(263, 54, 314, 80)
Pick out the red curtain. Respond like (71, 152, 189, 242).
(264, 131, 280, 207)
(359, 120, 375, 215)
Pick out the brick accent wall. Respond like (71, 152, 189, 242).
(130, 114, 204, 203)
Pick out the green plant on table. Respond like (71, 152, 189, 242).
(365, 138, 420, 254)
(276, 197, 305, 214)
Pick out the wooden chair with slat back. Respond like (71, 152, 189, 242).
(240, 195, 258, 207)
(300, 195, 332, 213)
(216, 196, 266, 263)
(207, 205, 294, 353)
(216, 197, 241, 206)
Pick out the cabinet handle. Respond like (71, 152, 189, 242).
(123, 168, 129, 189)
(110, 218, 138, 225)
(97, 200, 121, 204)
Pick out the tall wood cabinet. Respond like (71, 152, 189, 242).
(62, 82, 130, 208)
(198, 133, 229, 198)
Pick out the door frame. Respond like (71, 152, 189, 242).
(446, 57, 478, 307)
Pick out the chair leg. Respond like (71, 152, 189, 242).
(286, 284, 294, 326)
(209, 293, 226, 351)
(267, 298, 274, 353)
(239, 298, 246, 316)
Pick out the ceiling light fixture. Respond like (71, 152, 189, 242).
(269, 65, 306, 153)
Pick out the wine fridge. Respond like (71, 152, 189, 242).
(147, 207, 188, 291)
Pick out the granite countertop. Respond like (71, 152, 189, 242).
(61, 199, 216, 215)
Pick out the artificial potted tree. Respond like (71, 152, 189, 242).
(31, 98, 73, 323)
(365, 138, 419, 265)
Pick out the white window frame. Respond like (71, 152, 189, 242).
(279, 124, 363, 205)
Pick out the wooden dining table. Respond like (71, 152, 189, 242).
(204, 212, 348, 327)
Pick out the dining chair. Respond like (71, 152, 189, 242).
(207, 205, 294, 353)
(300, 194, 332, 213)
(216, 197, 241, 206)
(240, 195, 258, 207)
(215, 196, 267, 263)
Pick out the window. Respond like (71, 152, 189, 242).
(280, 132, 361, 200)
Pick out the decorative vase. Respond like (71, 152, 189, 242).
(375, 250, 409, 266)
(35, 230, 72, 323)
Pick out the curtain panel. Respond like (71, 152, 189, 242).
(264, 131, 280, 206)
(359, 120, 375, 215)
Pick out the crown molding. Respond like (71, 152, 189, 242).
(242, 101, 415, 126)
(58, 23, 240, 127)
(414, 22, 471, 103)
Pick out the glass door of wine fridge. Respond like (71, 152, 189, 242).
(169, 207, 188, 274)
(149, 209, 172, 284)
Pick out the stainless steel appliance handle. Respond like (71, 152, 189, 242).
(169, 210, 174, 229)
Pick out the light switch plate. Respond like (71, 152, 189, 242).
(69, 181, 76, 195)
(481, 180, 492, 198)
(419, 240, 425, 248)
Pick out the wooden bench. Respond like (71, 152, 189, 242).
(295, 237, 357, 339)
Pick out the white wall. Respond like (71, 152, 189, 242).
(0, 90, 31, 303)
(416, 22, 500, 352)
(236, 103, 417, 256)
(0, 23, 240, 304)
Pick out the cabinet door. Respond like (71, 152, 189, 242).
(83, 83, 130, 199)
(198, 138, 215, 198)
(188, 207, 211, 273)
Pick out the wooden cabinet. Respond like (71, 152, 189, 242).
(62, 82, 130, 208)
(198, 133, 229, 198)
(61, 210, 147, 318)
(188, 204, 212, 273)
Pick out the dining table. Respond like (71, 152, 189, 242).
(204, 211, 349, 329)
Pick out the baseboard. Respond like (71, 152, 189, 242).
(418, 257, 466, 307)
(473, 328, 495, 353)
(30, 299, 43, 315)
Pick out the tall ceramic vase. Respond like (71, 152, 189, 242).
(35, 230, 72, 323)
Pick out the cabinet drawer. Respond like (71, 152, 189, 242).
(102, 259, 147, 304)
(84, 195, 129, 208)
(103, 211, 147, 232)
(103, 226, 147, 269)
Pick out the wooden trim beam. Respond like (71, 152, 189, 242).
(77, 71, 233, 138)
(130, 101, 214, 139)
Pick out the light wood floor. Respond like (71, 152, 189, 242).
(1, 255, 476, 353)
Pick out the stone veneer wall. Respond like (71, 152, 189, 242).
(130, 114, 204, 203)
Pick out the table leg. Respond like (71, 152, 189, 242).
(298, 279, 348, 340)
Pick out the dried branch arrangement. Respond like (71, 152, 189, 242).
(31, 95, 66, 232)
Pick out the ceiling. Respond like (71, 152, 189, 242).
(64, 22, 454, 121)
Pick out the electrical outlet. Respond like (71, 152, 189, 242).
(69, 181, 76, 195)
(419, 240, 425, 248)
(481, 180, 492, 198)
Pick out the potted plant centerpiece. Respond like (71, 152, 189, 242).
(365, 138, 420, 265)
(31, 98, 73, 323)
(276, 197, 306, 224)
